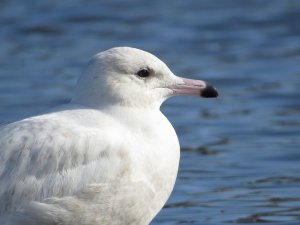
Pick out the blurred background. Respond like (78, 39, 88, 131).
(0, 0, 300, 224)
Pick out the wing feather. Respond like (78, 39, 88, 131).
(0, 113, 126, 215)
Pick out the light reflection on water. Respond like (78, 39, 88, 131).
(0, 0, 299, 224)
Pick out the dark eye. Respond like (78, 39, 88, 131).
(137, 68, 150, 78)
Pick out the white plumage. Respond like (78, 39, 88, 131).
(0, 47, 218, 225)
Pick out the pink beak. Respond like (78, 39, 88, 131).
(169, 78, 218, 98)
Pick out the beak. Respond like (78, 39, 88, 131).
(169, 77, 218, 98)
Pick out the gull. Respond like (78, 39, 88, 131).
(0, 47, 218, 225)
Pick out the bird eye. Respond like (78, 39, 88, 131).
(137, 68, 150, 78)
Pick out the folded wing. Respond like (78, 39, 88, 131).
(0, 113, 127, 224)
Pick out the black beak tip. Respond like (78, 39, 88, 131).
(201, 85, 219, 98)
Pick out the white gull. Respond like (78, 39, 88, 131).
(0, 47, 218, 225)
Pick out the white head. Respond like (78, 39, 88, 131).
(72, 47, 218, 109)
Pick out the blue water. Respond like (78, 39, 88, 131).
(0, 0, 300, 224)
